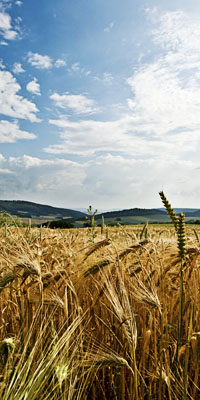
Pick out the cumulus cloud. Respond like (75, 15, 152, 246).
(67, 62, 87, 75)
(0, 70, 40, 121)
(46, 117, 134, 155)
(82, 154, 200, 208)
(0, 168, 13, 174)
(8, 154, 84, 171)
(55, 59, 66, 68)
(0, 152, 200, 208)
(26, 78, 41, 96)
(15, 1, 23, 6)
(0, 40, 8, 45)
(12, 62, 25, 74)
(151, 10, 200, 54)
(46, 112, 197, 158)
(27, 51, 53, 69)
(27, 53, 67, 70)
(0, 154, 87, 206)
(0, 10, 18, 40)
(0, 59, 5, 69)
(0, 120, 36, 142)
(48, 10, 200, 149)
(50, 93, 99, 115)
(126, 10, 200, 138)
(70, 62, 80, 72)
(0, 152, 12, 174)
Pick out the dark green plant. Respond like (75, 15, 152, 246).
(42, 220, 74, 229)
(107, 221, 121, 227)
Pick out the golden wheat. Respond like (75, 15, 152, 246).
(0, 224, 199, 399)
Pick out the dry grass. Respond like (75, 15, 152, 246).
(0, 224, 199, 399)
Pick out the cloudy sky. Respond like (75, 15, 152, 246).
(0, 0, 200, 210)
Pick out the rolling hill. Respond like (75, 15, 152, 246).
(0, 200, 86, 220)
(0, 200, 200, 226)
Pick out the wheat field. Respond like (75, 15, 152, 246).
(0, 223, 199, 399)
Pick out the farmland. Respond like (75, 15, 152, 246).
(0, 223, 199, 399)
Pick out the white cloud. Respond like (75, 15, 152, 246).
(8, 155, 84, 170)
(82, 154, 200, 208)
(71, 62, 80, 72)
(0, 155, 87, 205)
(42, 9, 200, 209)
(46, 115, 180, 157)
(12, 62, 25, 74)
(0, 120, 36, 143)
(44, 11, 200, 162)
(104, 22, 114, 33)
(126, 10, 200, 137)
(0, 10, 18, 40)
(0, 59, 5, 69)
(93, 72, 114, 83)
(15, 1, 23, 6)
(103, 72, 114, 83)
(0, 154, 5, 162)
(150, 10, 200, 53)
(0, 11, 12, 31)
(50, 93, 99, 115)
(58, 117, 196, 159)
(26, 78, 41, 96)
(0, 70, 40, 122)
(67, 62, 87, 75)
(55, 59, 66, 68)
(1, 152, 200, 208)
(0, 40, 8, 45)
(0, 168, 13, 174)
(27, 51, 53, 69)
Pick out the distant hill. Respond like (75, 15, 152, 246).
(1, 201, 199, 227)
(97, 208, 166, 219)
(185, 210, 200, 217)
(0, 200, 86, 220)
(159, 207, 200, 214)
(159, 207, 200, 218)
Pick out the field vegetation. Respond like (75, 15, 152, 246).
(0, 199, 199, 399)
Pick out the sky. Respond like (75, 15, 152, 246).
(1, 0, 200, 210)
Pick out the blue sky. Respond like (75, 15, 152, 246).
(1, 0, 200, 210)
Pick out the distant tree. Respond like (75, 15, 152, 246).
(108, 221, 121, 227)
(42, 220, 74, 229)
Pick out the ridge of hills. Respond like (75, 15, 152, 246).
(0, 200, 86, 220)
(96, 208, 166, 218)
(159, 207, 200, 215)
(0, 200, 200, 226)
(97, 208, 200, 218)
